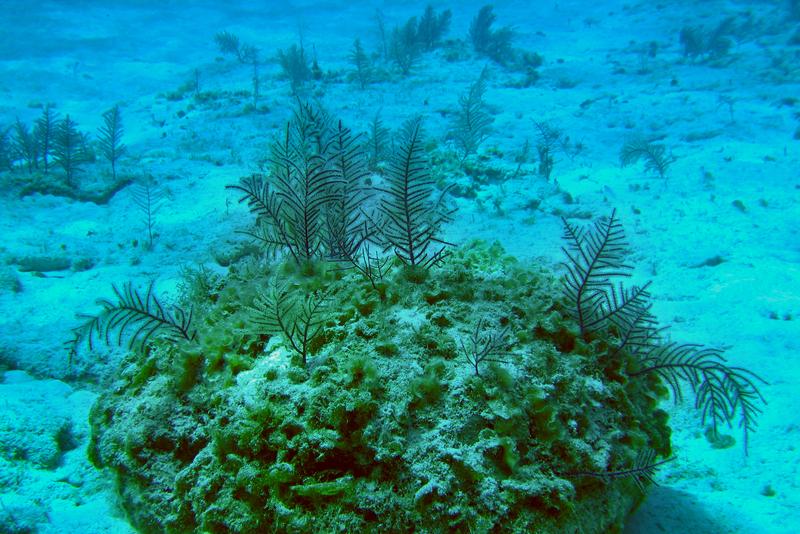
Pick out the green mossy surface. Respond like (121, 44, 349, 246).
(88, 241, 671, 533)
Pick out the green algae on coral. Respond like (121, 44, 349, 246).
(88, 241, 672, 533)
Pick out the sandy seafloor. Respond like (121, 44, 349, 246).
(0, 0, 798, 532)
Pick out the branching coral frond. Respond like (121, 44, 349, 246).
(226, 173, 297, 261)
(607, 304, 663, 360)
(249, 282, 331, 367)
(584, 281, 653, 336)
(630, 343, 766, 453)
(450, 67, 493, 163)
(325, 120, 371, 262)
(290, 100, 335, 159)
(272, 148, 339, 262)
(620, 139, 674, 179)
(366, 110, 390, 171)
(53, 115, 90, 187)
(269, 104, 342, 263)
(562, 449, 674, 493)
(561, 209, 766, 454)
(98, 105, 126, 179)
(458, 318, 512, 376)
(469, 5, 515, 65)
(378, 117, 454, 269)
(68, 282, 196, 361)
(561, 209, 634, 337)
(228, 102, 343, 264)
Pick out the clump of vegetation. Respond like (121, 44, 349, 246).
(620, 138, 674, 179)
(560, 209, 765, 452)
(79, 182, 767, 533)
(278, 43, 313, 94)
(82, 238, 676, 532)
(13, 118, 38, 173)
(98, 105, 126, 179)
(53, 115, 92, 187)
(449, 67, 493, 163)
(416, 4, 452, 51)
(0, 105, 137, 202)
(390, 18, 422, 76)
(0, 103, 137, 204)
(467, 5, 543, 79)
(214, 30, 258, 64)
(679, 17, 737, 61)
(249, 282, 331, 367)
(35, 105, 58, 174)
(349, 38, 372, 89)
(228, 103, 454, 276)
(228, 103, 343, 265)
(389, 5, 452, 76)
(378, 117, 455, 270)
(70, 79, 766, 532)
(4, 106, 63, 176)
(469, 5, 515, 65)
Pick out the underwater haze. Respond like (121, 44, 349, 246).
(0, 0, 797, 532)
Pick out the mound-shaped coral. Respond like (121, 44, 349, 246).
(88, 242, 671, 533)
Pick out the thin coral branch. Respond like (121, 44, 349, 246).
(68, 281, 196, 362)
(458, 318, 512, 376)
(250, 281, 331, 366)
(630, 343, 767, 454)
(560, 209, 634, 338)
(560, 449, 674, 493)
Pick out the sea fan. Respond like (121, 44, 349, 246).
(53, 115, 90, 187)
(325, 120, 371, 262)
(560, 209, 650, 338)
(416, 5, 452, 51)
(620, 138, 673, 179)
(377, 117, 454, 269)
(68, 282, 196, 363)
(98, 104, 126, 179)
(132, 178, 166, 250)
(562, 449, 674, 493)
(458, 318, 511, 377)
(450, 67, 493, 163)
(34, 105, 58, 174)
(469, 5, 515, 65)
(227, 103, 340, 264)
(268, 120, 339, 262)
(249, 281, 330, 367)
(630, 343, 766, 453)
(13, 118, 38, 173)
(349, 38, 372, 89)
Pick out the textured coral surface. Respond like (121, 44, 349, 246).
(89, 243, 670, 533)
